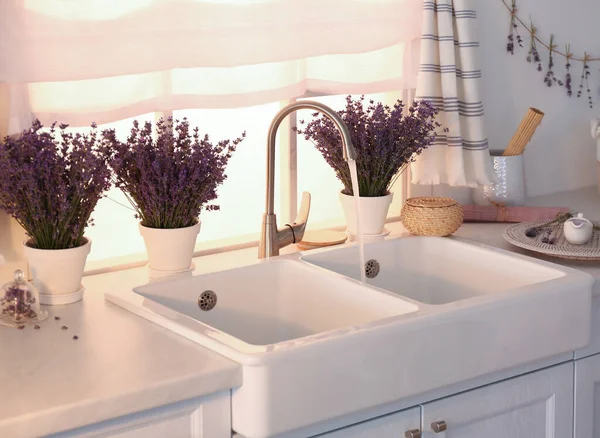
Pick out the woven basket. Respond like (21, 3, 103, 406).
(400, 197, 464, 237)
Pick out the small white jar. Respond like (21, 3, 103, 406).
(563, 213, 593, 245)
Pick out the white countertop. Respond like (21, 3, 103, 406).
(453, 185, 600, 290)
(0, 266, 243, 438)
(2, 184, 600, 438)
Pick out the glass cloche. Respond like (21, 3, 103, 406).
(0, 269, 48, 328)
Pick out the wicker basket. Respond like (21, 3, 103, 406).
(400, 197, 463, 237)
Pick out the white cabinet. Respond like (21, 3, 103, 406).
(576, 294, 600, 359)
(49, 391, 230, 438)
(575, 354, 600, 438)
(315, 407, 420, 438)
(315, 363, 574, 438)
(421, 363, 573, 438)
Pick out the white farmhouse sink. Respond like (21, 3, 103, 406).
(301, 236, 566, 305)
(128, 259, 417, 349)
(106, 259, 419, 437)
(106, 236, 593, 438)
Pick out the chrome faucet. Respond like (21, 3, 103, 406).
(259, 101, 357, 258)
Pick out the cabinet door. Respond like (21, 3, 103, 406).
(575, 354, 600, 438)
(421, 363, 573, 438)
(315, 407, 421, 438)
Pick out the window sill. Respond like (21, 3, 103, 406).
(84, 231, 260, 276)
(84, 216, 401, 277)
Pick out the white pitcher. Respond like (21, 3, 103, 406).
(563, 213, 593, 245)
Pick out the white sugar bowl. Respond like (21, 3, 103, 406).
(563, 213, 593, 245)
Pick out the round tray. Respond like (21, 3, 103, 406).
(503, 220, 600, 261)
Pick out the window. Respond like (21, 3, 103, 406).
(2, 1, 421, 269)
(66, 93, 408, 268)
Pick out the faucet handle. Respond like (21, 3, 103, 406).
(294, 192, 311, 226)
(283, 192, 310, 245)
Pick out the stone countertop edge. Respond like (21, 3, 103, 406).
(1, 184, 599, 438)
(2, 365, 240, 438)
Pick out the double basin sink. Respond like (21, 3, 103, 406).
(106, 235, 593, 438)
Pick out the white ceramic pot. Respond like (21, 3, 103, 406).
(23, 238, 91, 305)
(139, 221, 201, 272)
(339, 192, 393, 235)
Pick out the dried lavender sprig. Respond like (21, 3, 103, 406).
(585, 56, 593, 108)
(576, 53, 593, 108)
(577, 52, 588, 98)
(506, 1, 522, 54)
(544, 35, 562, 87)
(507, 35, 514, 56)
(507, 21, 515, 54)
(526, 20, 543, 71)
(515, 24, 523, 48)
(565, 45, 573, 97)
(524, 212, 574, 238)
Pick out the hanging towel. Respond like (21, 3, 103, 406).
(412, 0, 494, 187)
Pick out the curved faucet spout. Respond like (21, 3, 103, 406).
(259, 101, 356, 258)
(265, 101, 356, 216)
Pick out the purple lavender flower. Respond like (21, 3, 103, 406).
(507, 34, 514, 55)
(530, 45, 542, 72)
(516, 27, 523, 48)
(295, 96, 441, 197)
(0, 121, 111, 249)
(102, 118, 245, 229)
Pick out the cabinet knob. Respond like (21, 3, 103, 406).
(405, 429, 421, 438)
(431, 420, 447, 433)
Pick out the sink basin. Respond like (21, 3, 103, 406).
(302, 236, 565, 305)
(131, 259, 417, 349)
(106, 258, 421, 437)
(106, 236, 592, 438)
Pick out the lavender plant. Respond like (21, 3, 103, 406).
(102, 118, 244, 229)
(0, 120, 111, 249)
(296, 96, 441, 197)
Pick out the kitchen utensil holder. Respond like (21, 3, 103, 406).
(474, 152, 526, 206)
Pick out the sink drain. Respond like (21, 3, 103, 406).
(198, 290, 217, 311)
(365, 259, 380, 279)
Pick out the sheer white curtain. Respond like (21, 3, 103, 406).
(0, 0, 423, 133)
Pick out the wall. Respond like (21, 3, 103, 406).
(477, 0, 600, 197)
(412, 0, 600, 200)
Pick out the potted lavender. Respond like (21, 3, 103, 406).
(0, 121, 111, 305)
(297, 96, 441, 235)
(102, 118, 244, 274)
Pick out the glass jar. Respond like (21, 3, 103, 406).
(0, 269, 48, 327)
